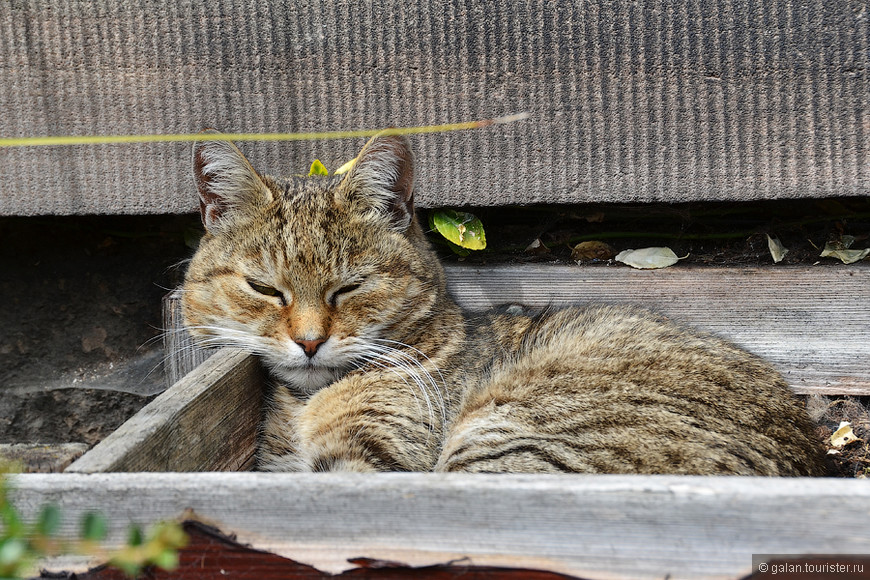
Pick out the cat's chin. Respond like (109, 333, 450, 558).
(267, 363, 347, 397)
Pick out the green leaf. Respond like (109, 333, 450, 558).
(151, 549, 180, 571)
(429, 210, 486, 250)
(444, 239, 471, 257)
(111, 558, 142, 577)
(127, 525, 144, 547)
(0, 538, 26, 568)
(307, 159, 329, 177)
(81, 512, 108, 542)
(0, 501, 24, 538)
(36, 504, 61, 537)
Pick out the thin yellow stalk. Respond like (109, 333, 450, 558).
(0, 113, 529, 148)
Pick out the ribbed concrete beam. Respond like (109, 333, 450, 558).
(1, 1, 867, 215)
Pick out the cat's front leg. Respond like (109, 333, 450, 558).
(291, 372, 445, 472)
(257, 384, 311, 471)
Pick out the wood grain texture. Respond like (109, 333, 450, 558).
(163, 263, 870, 396)
(162, 291, 216, 388)
(65, 349, 263, 473)
(11, 472, 870, 580)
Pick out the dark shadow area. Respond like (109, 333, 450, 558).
(0, 214, 197, 443)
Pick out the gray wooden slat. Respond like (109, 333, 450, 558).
(10, 472, 870, 579)
(444, 263, 870, 395)
(161, 291, 216, 388)
(66, 349, 262, 473)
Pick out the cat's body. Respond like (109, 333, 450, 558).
(182, 133, 825, 476)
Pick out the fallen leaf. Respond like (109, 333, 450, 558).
(524, 238, 550, 256)
(429, 210, 486, 251)
(615, 247, 682, 269)
(766, 234, 789, 263)
(830, 421, 860, 448)
(584, 212, 606, 223)
(820, 236, 870, 264)
(525, 238, 545, 251)
(571, 241, 615, 262)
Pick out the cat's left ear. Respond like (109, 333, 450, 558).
(193, 130, 273, 232)
(337, 134, 415, 231)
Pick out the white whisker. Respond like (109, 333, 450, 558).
(346, 339, 448, 432)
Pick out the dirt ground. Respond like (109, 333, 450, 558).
(0, 214, 195, 444)
(1, 198, 868, 474)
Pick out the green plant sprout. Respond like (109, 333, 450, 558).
(0, 467, 186, 579)
(307, 159, 329, 177)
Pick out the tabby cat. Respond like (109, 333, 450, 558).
(182, 133, 824, 476)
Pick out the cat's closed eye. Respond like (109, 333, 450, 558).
(328, 282, 363, 307)
(247, 280, 287, 305)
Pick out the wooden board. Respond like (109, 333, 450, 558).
(55, 520, 588, 579)
(445, 263, 870, 395)
(161, 292, 216, 388)
(66, 349, 263, 473)
(10, 472, 870, 580)
(164, 263, 870, 396)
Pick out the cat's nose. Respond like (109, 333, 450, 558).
(295, 338, 326, 358)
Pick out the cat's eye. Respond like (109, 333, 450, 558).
(329, 282, 363, 307)
(247, 280, 286, 304)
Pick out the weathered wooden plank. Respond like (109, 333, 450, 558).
(66, 349, 263, 473)
(10, 472, 870, 580)
(161, 291, 216, 388)
(444, 263, 870, 395)
(163, 264, 870, 395)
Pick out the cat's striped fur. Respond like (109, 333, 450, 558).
(182, 133, 825, 475)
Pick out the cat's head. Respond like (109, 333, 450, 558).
(182, 133, 447, 396)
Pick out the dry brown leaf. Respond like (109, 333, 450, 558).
(524, 238, 550, 257)
(571, 241, 614, 262)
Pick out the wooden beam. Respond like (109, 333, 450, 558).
(66, 349, 263, 473)
(163, 263, 870, 395)
(10, 472, 870, 580)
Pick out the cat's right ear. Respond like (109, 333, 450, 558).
(193, 130, 273, 232)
